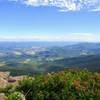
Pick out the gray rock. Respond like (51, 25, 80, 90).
(0, 93, 5, 100)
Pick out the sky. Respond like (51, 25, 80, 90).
(0, 0, 100, 42)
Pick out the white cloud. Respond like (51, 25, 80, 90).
(0, 33, 100, 42)
(8, 0, 100, 11)
(90, 6, 100, 11)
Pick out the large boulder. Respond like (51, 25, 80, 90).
(0, 72, 10, 80)
(0, 93, 5, 100)
(0, 78, 8, 88)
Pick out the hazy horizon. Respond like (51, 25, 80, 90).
(0, 33, 100, 42)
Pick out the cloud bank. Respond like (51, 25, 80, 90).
(8, 0, 100, 11)
(0, 33, 100, 42)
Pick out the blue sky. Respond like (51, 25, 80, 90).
(0, 0, 100, 42)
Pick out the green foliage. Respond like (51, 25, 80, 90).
(1, 69, 99, 100)
(5, 92, 22, 100)
(0, 85, 14, 96)
(15, 69, 100, 100)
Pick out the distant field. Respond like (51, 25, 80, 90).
(0, 42, 100, 76)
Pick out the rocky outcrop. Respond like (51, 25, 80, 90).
(0, 72, 10, 88)
(0, 71, 26, 100)
(0, 78, 8, 88)
(0, 71, 25, 87)
(0, 93, 5, 100)
(0, 72, 10, 80)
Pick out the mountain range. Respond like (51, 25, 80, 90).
(0, 42, 100, 75)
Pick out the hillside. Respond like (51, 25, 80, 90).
(0, 55, 100, 76)
(0, 42, 100, 76)
(45, 55, 100, 72)
(0, 69, 100, 100)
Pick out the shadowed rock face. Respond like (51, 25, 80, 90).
(0, 93, 5, 100)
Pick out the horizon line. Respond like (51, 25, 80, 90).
(0, 40, 99, 43)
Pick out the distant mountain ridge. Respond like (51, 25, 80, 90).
(0, 42, 100, 75)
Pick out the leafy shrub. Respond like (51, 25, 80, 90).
(15, 69, 100, 100)
(5, 92, 22, 100)
(0, 85, 14, 96)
